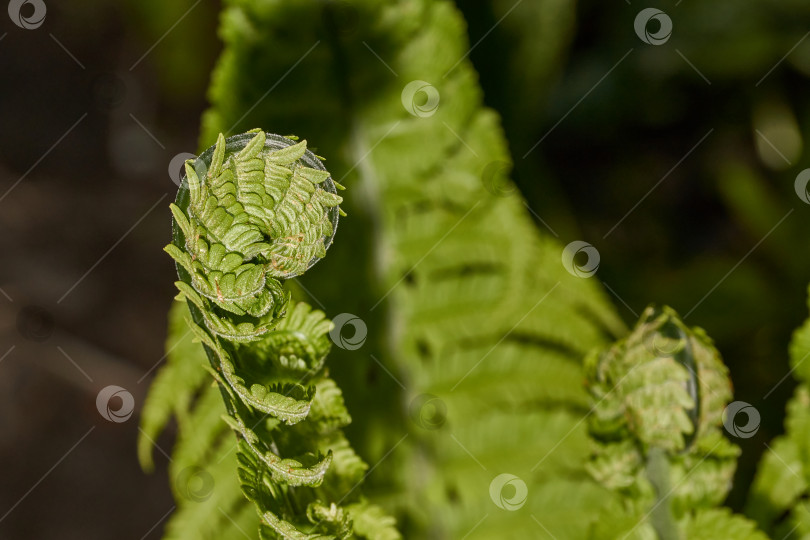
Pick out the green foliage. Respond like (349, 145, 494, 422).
(139, 129, 398, 539)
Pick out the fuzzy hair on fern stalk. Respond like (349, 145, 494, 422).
(140, 129, 400, 539)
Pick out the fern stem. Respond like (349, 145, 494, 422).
(646, 448, 680, 540)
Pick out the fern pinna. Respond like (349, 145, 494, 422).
(139, 129, 400, 539)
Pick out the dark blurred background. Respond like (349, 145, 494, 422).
(0, 1, 221, 537)
(2, 0, 810, 537)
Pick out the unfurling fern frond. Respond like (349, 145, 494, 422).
(140, 129, 399, 539)
(165, 130, 343, 343)
(585, 305, 766, 539)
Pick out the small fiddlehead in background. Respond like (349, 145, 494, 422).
(147, 129, 399, 539)
(585, 305, 747, 539)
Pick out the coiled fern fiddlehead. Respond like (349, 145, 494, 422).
(585, 305, 740, 539)
(164, 129, 398, 539)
